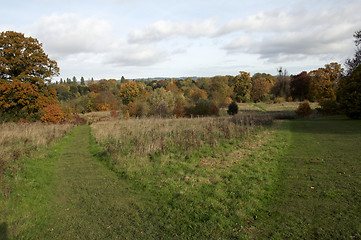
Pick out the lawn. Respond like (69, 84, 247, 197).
(254, 116, 361, 239)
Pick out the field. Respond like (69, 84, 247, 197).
(1, 102, 360, 239)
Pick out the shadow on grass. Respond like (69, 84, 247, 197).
(288, 115, 361, 135)
(0, 222, 9, 240)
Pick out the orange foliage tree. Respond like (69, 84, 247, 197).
(0, 31, 60, 121)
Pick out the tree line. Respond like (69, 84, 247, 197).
(1, 30, 361, 122)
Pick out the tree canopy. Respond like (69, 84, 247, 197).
(0, 31, 59, 121)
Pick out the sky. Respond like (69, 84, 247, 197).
(1, 0, 360, 80)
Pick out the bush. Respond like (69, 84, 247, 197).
(41, 104, 64, 123)
(227, 102, 239, 115)
(193, 99, 218, 116)
(295, 100, 312, 116)
(317, 99, 340, 115)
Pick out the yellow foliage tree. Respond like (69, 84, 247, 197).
(119, 81, 140, 105)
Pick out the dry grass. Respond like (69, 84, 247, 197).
(90, 115, 273, 173)
(255, 101, 319, 112)
(0, 122, 73, 197)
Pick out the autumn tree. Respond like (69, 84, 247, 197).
(233, 71, 252, 102)
(290, 71, 311, 101)
(251, 73, 275, 102)
(0, 31, 59, 121)
(309, 63, 343, 114)
(119, 81, 140, 105)
(190, 89, 208, 103)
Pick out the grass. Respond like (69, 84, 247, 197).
(0, 126, 75, 239)
(89, 115, 286, 238)
(253, 116, 361, 239)
(0, 122, 73, 198)
(1, 103, 360, 239)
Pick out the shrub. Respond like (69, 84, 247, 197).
(41, 104, 64, 123)
(193, 99, 218, 116)
(317, 99, 340, 115)
(227, 102, 239, 115)
(295, 100, 312, 116)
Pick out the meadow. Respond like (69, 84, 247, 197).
(1, 102, 360, 239)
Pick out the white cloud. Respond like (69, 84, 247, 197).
(129, 18, 219, 43)
(105, 43, 168, 66)
(30, 13, 112, 57)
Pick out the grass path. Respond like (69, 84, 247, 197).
(47, 125, 159, 239)
(2, 117, 360, 239)
(2, 125, 159, 239)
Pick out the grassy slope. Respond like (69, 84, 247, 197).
(255, 117, 361, 239)
(0, 128, 73, 239)
(2, 116, 360, 239)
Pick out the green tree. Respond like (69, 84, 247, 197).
(80, 76, 85, 85)
(338, 64, 361, 119)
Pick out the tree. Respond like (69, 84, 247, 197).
(148, 88, 175, 115)
(233, 71, 252, 102)
(338, 64, 361, 119)
(119, 81, 140, 104)
(80, 76, 85, 85)
(272, 67, 290, 99)
(0, 31, 59, 121)
(251, 74, 275, 102)
(345, 30, 361, 76)
(190, 89, 208, 103)
(308, 63, 343, 114)
(290, 71, 311, 101)
(206, 76, 232, 107)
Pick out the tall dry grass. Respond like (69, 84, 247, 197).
(91, 115, 273, 168)
(0, 122, 73, 198)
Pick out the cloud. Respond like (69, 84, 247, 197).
(30, 13, 112, 57)
(104, 43, 168, 66)
(129, 18, 219, 43)
(223, 2, 361, 62)
(28, 13, 168, 67)
(128, 1, 361, 64)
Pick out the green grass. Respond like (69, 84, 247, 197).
(0, 128, 73, 239)
(254, 116, 361, 239)
(1, 115, 360, 239)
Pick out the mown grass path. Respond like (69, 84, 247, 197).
(47, 125, 148, 239)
